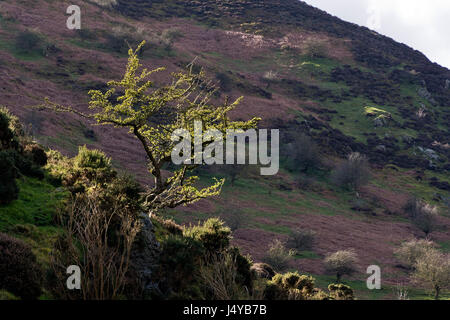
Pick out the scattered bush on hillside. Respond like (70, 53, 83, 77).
(262, 239, 295, 272)
(412, 249, 450, 300)
(216, 72, 233, 92)
(158, 28, 182, 52)
(286, 228, 316, 252)
(304, 40, 327, 59)
(15, 31, 43, 54)
(221, 208, 245, 231)
(403, 197, 439, 236)
(285, 134, 321, 173)
(0, 233, 42, 300)
(324, 250, 358, 283)
(395, 238, 436, 269)
(331, 152, 370, 191)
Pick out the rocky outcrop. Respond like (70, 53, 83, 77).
(130, 212, 160, 297)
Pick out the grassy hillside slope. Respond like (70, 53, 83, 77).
(0, 0, 449, 299)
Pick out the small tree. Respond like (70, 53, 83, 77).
(404, 198, 438, 237)
(331, 152, 370, 191)
(324, 250, 358, 283)
(287, 134, 321, 173)
(413, 250, 450, 300)
(395, 239, 436, 269)
(41, 41, 260, 216)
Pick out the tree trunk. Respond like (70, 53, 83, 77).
(434, 286, 440, 300)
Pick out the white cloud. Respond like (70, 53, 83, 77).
(303, 0, 450, 68)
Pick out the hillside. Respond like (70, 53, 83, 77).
(0, 0, 449, 300)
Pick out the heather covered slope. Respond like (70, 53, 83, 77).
(0, 0, 449, 299)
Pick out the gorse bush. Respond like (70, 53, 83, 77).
(184, 218, 231, 253)
(74, 145, 112, 170)
(331, 152, 370, 190)
(328, 284, 354, 300)
(264, 272, 328, 300)
(47, 146, 117, 194)
(157, 218, 254, 300)
(262, 239, 295, 272)
(0, 233, 42, 300)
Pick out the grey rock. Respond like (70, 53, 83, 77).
(417, 86, 437, 105)
(375, 145, 387, 152)
(373, 117, 387, 127)
(130, 212, 161, 296)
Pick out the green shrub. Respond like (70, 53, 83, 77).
(8, 149, 44, 179)
(184, 218, 231, 253)
(63, 145, 116, 192)
(157, 234, 205, 299)
(286, 228, 316, 252)
(74, 145, 111, 170)
(0, 233, 42, 300)
(15, 31, 43, 54)
(0, 150, 19, 204)
(104, 174, 142, 211)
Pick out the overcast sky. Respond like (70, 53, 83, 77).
(303, 0, 450, 69)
